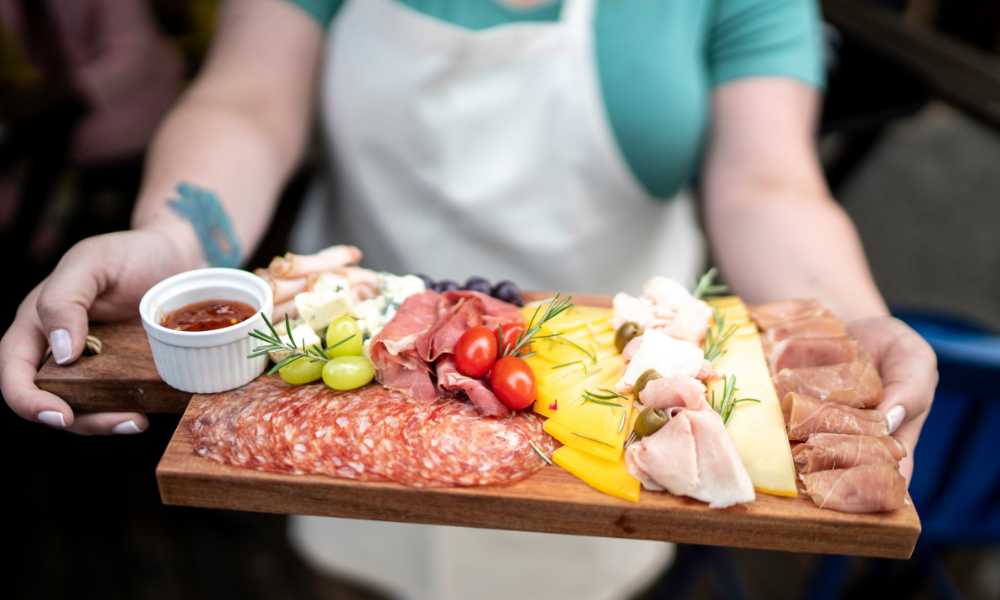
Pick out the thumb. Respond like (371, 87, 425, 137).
(35, 243, 107, 365)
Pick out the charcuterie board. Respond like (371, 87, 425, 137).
(34, 293, 922, 559)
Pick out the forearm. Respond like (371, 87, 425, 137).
(130, 94, 297, 271)
(705, 183, 888, 321)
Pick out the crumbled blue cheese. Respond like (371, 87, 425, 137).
(269, 322, 322, 362)
(295, 273, 352, 331)
(352, 273, 426, 352)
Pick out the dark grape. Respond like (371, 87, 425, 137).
(414, 273, 435, 289)
(437, 279, 460, 292)
(463, 276, 492, 295)
(491, 280, 524, 306)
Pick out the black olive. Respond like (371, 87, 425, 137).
(437, 279, 460, 292)
(464, 276, 493, 295)
(491, 280, 524, 306)
(614, 322, 643, 353)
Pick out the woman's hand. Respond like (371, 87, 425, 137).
(0, 228, 192, 434)
(847, 316, 939, 483)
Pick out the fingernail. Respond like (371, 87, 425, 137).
(37, 410, 66, 428)
(886, 405, 906, 434)
(48, 329, 72, 364)
(111, 420, 143, 435)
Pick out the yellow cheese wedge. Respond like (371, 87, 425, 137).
(552, 445, 640, 503)
(544, 419, 623, 463)
(708, 297, 798, 497)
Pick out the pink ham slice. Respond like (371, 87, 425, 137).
(638, 374, 708, 411)
(799, 464, 907, 513)
(626, 407, 755, 508)
(775, 359, 883, 408)
(369, 292, 445, 402)
(793, 433, 906, 473)
(416, 291, 524, 362)
(749, 299, 834, 331)
(783, 392, 889, 441)
(769, 336, 860, 372)
(436, 357, 510, 417)
(763, 316, 847, 346)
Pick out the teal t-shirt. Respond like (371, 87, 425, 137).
(289, 0, 824, 199)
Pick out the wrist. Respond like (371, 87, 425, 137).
(135, 215, 206, 273)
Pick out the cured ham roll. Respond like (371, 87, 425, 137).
(638, 374, 708, 411)
(793, 433, 906, 473)
(267, 245, 363, 278)
(769, 336, 860, 372)
(775, 360, 883, 409)
(799, 464, 907, 513)
(749, 299, 833, 331)
(783, 392, 889, 441)
(763, 316, 847, 346)
(626, 407, 755, 509)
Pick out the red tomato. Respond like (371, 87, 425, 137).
(499, 324, 525, 355)
(454, 326, 498, 378)
(490, 356, 536, 410)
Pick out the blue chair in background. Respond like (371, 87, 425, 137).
(806, 310, 1000, 599)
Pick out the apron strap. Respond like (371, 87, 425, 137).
(560, 0, 596, 26)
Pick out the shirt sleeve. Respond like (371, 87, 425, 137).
(708, 0, 826, 89)
(285, 0, 343, 27)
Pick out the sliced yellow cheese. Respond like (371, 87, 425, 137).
(552, 445, 640, 503)
(708, 297, 798, 497)
(544, 419, 623, 463)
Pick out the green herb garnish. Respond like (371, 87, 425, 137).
(703, 309, 738, 362)
(248, 312, 354, 375)
(709, 374, 761, 425)
(692, 267, 729, 300)
(501, 293, 574, 358)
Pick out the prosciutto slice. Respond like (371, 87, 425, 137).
(267, 245, 362, 278)
(775, 360, 883, 408)
(799, 464, 907, 513)
(626, 407, 755, 509)
(436, 358, 509, 417)
(749, 299, 834, 330)
(369, 292, 445, 402)
(763, 317, 847, 346)
(793, 433, 906, 473)
(783, 392, 889, 440)
(638, 374, 708, 411)
(769, 337, 860, 372)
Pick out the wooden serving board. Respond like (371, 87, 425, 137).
(157, 395, 921, 559)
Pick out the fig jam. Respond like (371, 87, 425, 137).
(161, 299, 256, 332)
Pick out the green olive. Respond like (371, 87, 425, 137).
(633, 369, 662, 397)
(614, 321, 643, 353)
(634, 407, 669, 439)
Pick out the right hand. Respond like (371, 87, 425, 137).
(1, 228, 192, 434)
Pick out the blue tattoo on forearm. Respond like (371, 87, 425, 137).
(168, 182, 242, 268)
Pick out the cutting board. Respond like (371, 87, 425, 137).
(34, 292, 922, 558)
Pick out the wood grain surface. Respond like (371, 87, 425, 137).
(157, 394, 921, 559)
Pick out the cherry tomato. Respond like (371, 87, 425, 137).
(490, 356, 536, 410)
(454, 326, 498, 378)
(499, 324, 525, 355)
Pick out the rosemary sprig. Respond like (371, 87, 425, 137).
(248, 312, 354, 376)
(709, 374, 761, 424)
(703, 309, 738, 362)
(551, 360, 583, 370)
(501, 293, 574, 358)
(528, 440, 553, 465)
(692, 267, 729, 300)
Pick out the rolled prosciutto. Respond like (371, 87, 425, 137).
(783, 392, 889, 441)
(775, 360, 883, 409)
(769, 337, 860, 372)
(626, 407, 755, 509)
(763, 316, 847, 346)
(799, 464, 907, 513)
(793, 433, 906, 473)
(749, 299, 833, 331)
(268, 245, 363, 278)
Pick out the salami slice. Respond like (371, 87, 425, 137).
(190, 378, 552, 488)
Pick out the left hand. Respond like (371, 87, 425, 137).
(847, 316, 938, 484)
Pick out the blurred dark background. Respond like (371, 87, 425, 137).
(2, 1, 999, 599)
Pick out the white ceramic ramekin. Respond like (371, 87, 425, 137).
(139, 268, 273, 394)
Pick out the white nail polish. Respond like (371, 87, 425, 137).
(111, 420, 143, 435)
(38, 410, 66, 428)
(48, 329, 72, 364)
(886, 405, 906, 434)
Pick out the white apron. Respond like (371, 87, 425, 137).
(290, 0, 705, 597)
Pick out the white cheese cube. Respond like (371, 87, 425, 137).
(269, 322, 322, 362)
(616, 330, 705, 393)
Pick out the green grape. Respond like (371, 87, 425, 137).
(278, 356, 325, 385)
(325, 315, 364, 358)
(322, 356, 375, 391)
